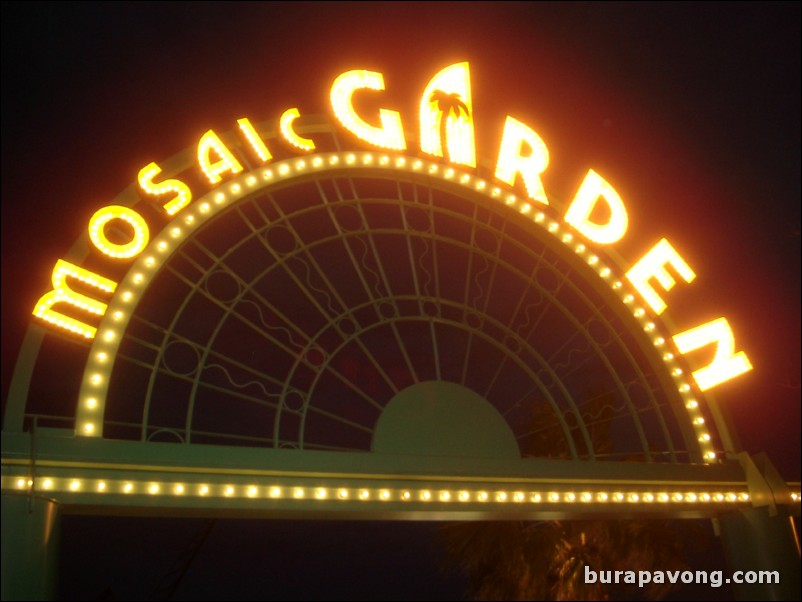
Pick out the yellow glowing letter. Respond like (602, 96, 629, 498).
(237, 118, 272, 163)
(494, 116, 550, 205)
(197, 130, 244, 184)
(279, 108, 316, 151)
(88, 205, 150, 259)
(138, 162, 193, 216)
(330, 69, 406, 150)
(564, 169, 629, 244)
(626, 238, 696, 314)
(673, 318, 753, 390)
(420, 62, 476, 167)
(33, 260, 117, 339)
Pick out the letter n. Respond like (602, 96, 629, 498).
(673, 317, 752, 390)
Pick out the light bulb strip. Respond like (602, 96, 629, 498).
(75, 152, 715, 462)
(6, 475, 792, 509)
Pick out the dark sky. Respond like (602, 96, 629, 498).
(2, 2, 799, 600)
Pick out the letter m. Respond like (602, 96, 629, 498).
(33, 260, 117, 339)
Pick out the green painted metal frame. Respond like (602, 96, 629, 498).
(3, 117, 798, 523)
(3, 431, 799, 520)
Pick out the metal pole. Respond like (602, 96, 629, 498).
(718, 506, 801, 601)
(1, 493, 61, 601)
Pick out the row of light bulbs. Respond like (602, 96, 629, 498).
(10, 476, 794, 507)
(80, 152, 714, 461)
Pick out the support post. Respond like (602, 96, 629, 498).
(1, 493, 61, 601)
(718, 506, 801, 601)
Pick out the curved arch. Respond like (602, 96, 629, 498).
(3, 118, 720, 465)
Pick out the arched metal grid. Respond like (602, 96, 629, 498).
(9, 118, 715, 464)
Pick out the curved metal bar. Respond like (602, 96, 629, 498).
(66, 148, 699, 464)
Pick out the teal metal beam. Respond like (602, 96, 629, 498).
(3, 432, 798, 520)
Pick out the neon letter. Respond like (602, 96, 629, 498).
(626, 238, 696, 314)
(564, 169, 629, 244)
(138, 162, 193, 216)
(420, 62, 476, 167)
(88, 205, 150, 259)
(33, 260, 117, 339)
(197, 130, 244, 184)
(330, 69, 406, 150)
(237, 118, 273, 163)
(279, 108, 316, 151)
(673, 317, 753, 390)
(494, 116, 550, 205)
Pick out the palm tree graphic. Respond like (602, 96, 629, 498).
(430, 90, 469, 163)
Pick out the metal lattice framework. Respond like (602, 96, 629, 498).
(3, 117, 799, 519)
(103, 160, 686, 460)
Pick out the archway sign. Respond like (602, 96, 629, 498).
(2, 62, 800, 599)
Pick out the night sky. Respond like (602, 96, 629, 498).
(2, 3, 799, 600)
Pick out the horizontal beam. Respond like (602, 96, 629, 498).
(3, 432, 799, 520)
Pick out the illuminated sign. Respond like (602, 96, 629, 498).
(31, 61, 752, 430)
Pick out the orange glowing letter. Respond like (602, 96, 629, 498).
(626, 238, 696, 314)
(420, 62, 476, 167)
(494, 116, 550, 205)
(564, 169, 629, 244)
(138, 163, 193, 216)
(198, 130, 244, 184)
(33, 260, 117, 339)
(673, 317, 753, 390)
(330, 69, 406, 150)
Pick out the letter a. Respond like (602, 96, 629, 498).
(420, 62, 476, 167)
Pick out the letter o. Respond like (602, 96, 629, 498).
(88, 205, 150, 259)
